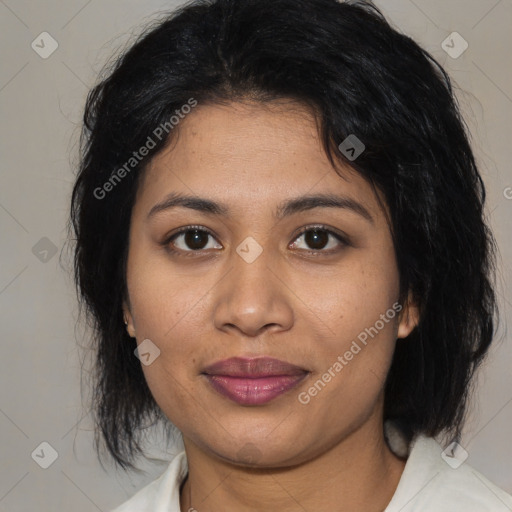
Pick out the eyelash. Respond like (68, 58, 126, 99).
(162, 224, 350, 258)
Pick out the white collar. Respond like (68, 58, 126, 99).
(112, 425, 512, 511)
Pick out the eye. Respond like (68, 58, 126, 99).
(289, 226, 348, 254)
(163, 224, 349, 257)
(165, 226, 222, 255)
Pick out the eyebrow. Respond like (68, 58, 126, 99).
(147, 191, 374, 224)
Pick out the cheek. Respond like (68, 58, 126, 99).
(298, 296, 401, 429)
(300, 244, 401, 392)
(125, 252, 208, 407)
(126, 242, 210, 340)
(131, 281, 205, 428)
(303, 249, 399, 345)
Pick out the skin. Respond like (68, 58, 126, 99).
(122, 99, 419, 512)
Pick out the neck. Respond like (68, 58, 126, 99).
(179, 417, 406, 512)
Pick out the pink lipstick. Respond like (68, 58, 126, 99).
(202, 356, 309, 405)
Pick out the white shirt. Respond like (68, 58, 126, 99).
(110, 428, 512, 511)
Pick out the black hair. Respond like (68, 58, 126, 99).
(69, 0, 498, 471)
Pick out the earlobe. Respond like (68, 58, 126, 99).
(122, 302, 136, 338)
(397, 292, 420, 339)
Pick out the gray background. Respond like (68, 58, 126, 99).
(0, 0, 511, 510)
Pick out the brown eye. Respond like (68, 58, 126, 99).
(304, 229, 329, 250)
(167, 227, 222, 253)
(290, 226, 347, 253)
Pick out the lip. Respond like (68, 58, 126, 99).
(202, 357, 309, 405)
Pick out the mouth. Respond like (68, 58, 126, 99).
(201, 356, 310, 406)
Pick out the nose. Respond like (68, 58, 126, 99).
(212, 243, 294, 338)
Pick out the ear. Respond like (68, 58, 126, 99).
(397, 291, 420, 340)
(122, 301, 136, 338)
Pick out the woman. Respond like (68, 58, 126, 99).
(69, 0, 512, 510)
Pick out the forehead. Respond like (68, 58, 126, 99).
(135, 101, 387, 222)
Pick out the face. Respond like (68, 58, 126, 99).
(123, 100, 418, 467)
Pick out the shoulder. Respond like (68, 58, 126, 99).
(385, 434, 512, 512)
(109, 451, 188, 512)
